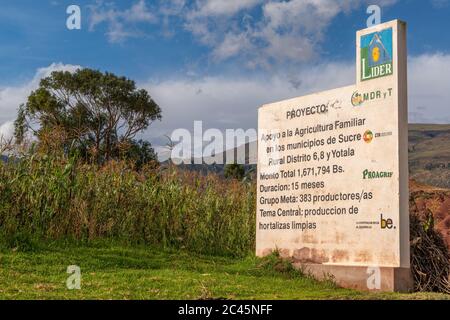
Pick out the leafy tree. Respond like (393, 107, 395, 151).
(120, 139, 159, 171)
(224, 164, 245, 180)
(14, 68, 161, 164)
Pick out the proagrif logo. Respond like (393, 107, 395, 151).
(363, 169, 393, 180)
(361, 28, 393, 81)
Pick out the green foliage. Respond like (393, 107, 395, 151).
(0, 231, 37, 252)
(224, 163, 245, 180)
(257, 251, 303, 277)
(13, 104, 27, 145)
(121, 139, 158, 171)
(14, 68, 161, 164)
(1, 244, 448, 300)
(0, 155, 255, 257)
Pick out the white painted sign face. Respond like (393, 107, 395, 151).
(257, 20, 409, 268)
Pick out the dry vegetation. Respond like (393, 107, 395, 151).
(0, 154, 449, 294)
(0, 154, 255, 257)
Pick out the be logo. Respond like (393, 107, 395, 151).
(380, 214, 396, 230)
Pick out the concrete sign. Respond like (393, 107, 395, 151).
(257, 20, 410, 291)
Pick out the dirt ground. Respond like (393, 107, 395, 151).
(410, 180, 450, 251)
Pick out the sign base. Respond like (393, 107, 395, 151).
(292, 263, 413, 292)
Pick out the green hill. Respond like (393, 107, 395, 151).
(409, 124, 450, 189)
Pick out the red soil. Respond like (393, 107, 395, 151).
(410, 180, 450, 251)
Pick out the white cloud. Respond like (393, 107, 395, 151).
(409, 53, 450, 123)
(142, 52, 450, 158)
(1, 53, 449, 160)
(85, 1, 399, 66)
(0, 63, 81, 127)
(141, 60, 356, 156)
(0, 121, 14, 142)
(88, 0, 157, 43)
(212, 32, 252, 60)
(123, 0, 156, 22)
(431, 0, 449, 8)
(190, 0, 263, 17)
(179, 0, 399, 67)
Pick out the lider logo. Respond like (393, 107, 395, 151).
(361, 28, 393, 81)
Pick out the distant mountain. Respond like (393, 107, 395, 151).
(409, 124, 450, 189)
(172, 124, 450, 188)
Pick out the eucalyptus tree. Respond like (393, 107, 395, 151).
(14, 68, 161, 164)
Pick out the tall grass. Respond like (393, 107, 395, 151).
(0, 155, 256, 256)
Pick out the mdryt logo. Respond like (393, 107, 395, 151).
(361, 28, 393, 81)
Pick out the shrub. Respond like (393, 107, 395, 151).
(0, 155, 256, 257)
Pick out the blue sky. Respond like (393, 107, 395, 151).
(1, 0, 450, 156)
(1, 0, 450, 82)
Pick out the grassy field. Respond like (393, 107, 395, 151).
(0, 155, 449, 300)
(0, 244, 449, 300)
